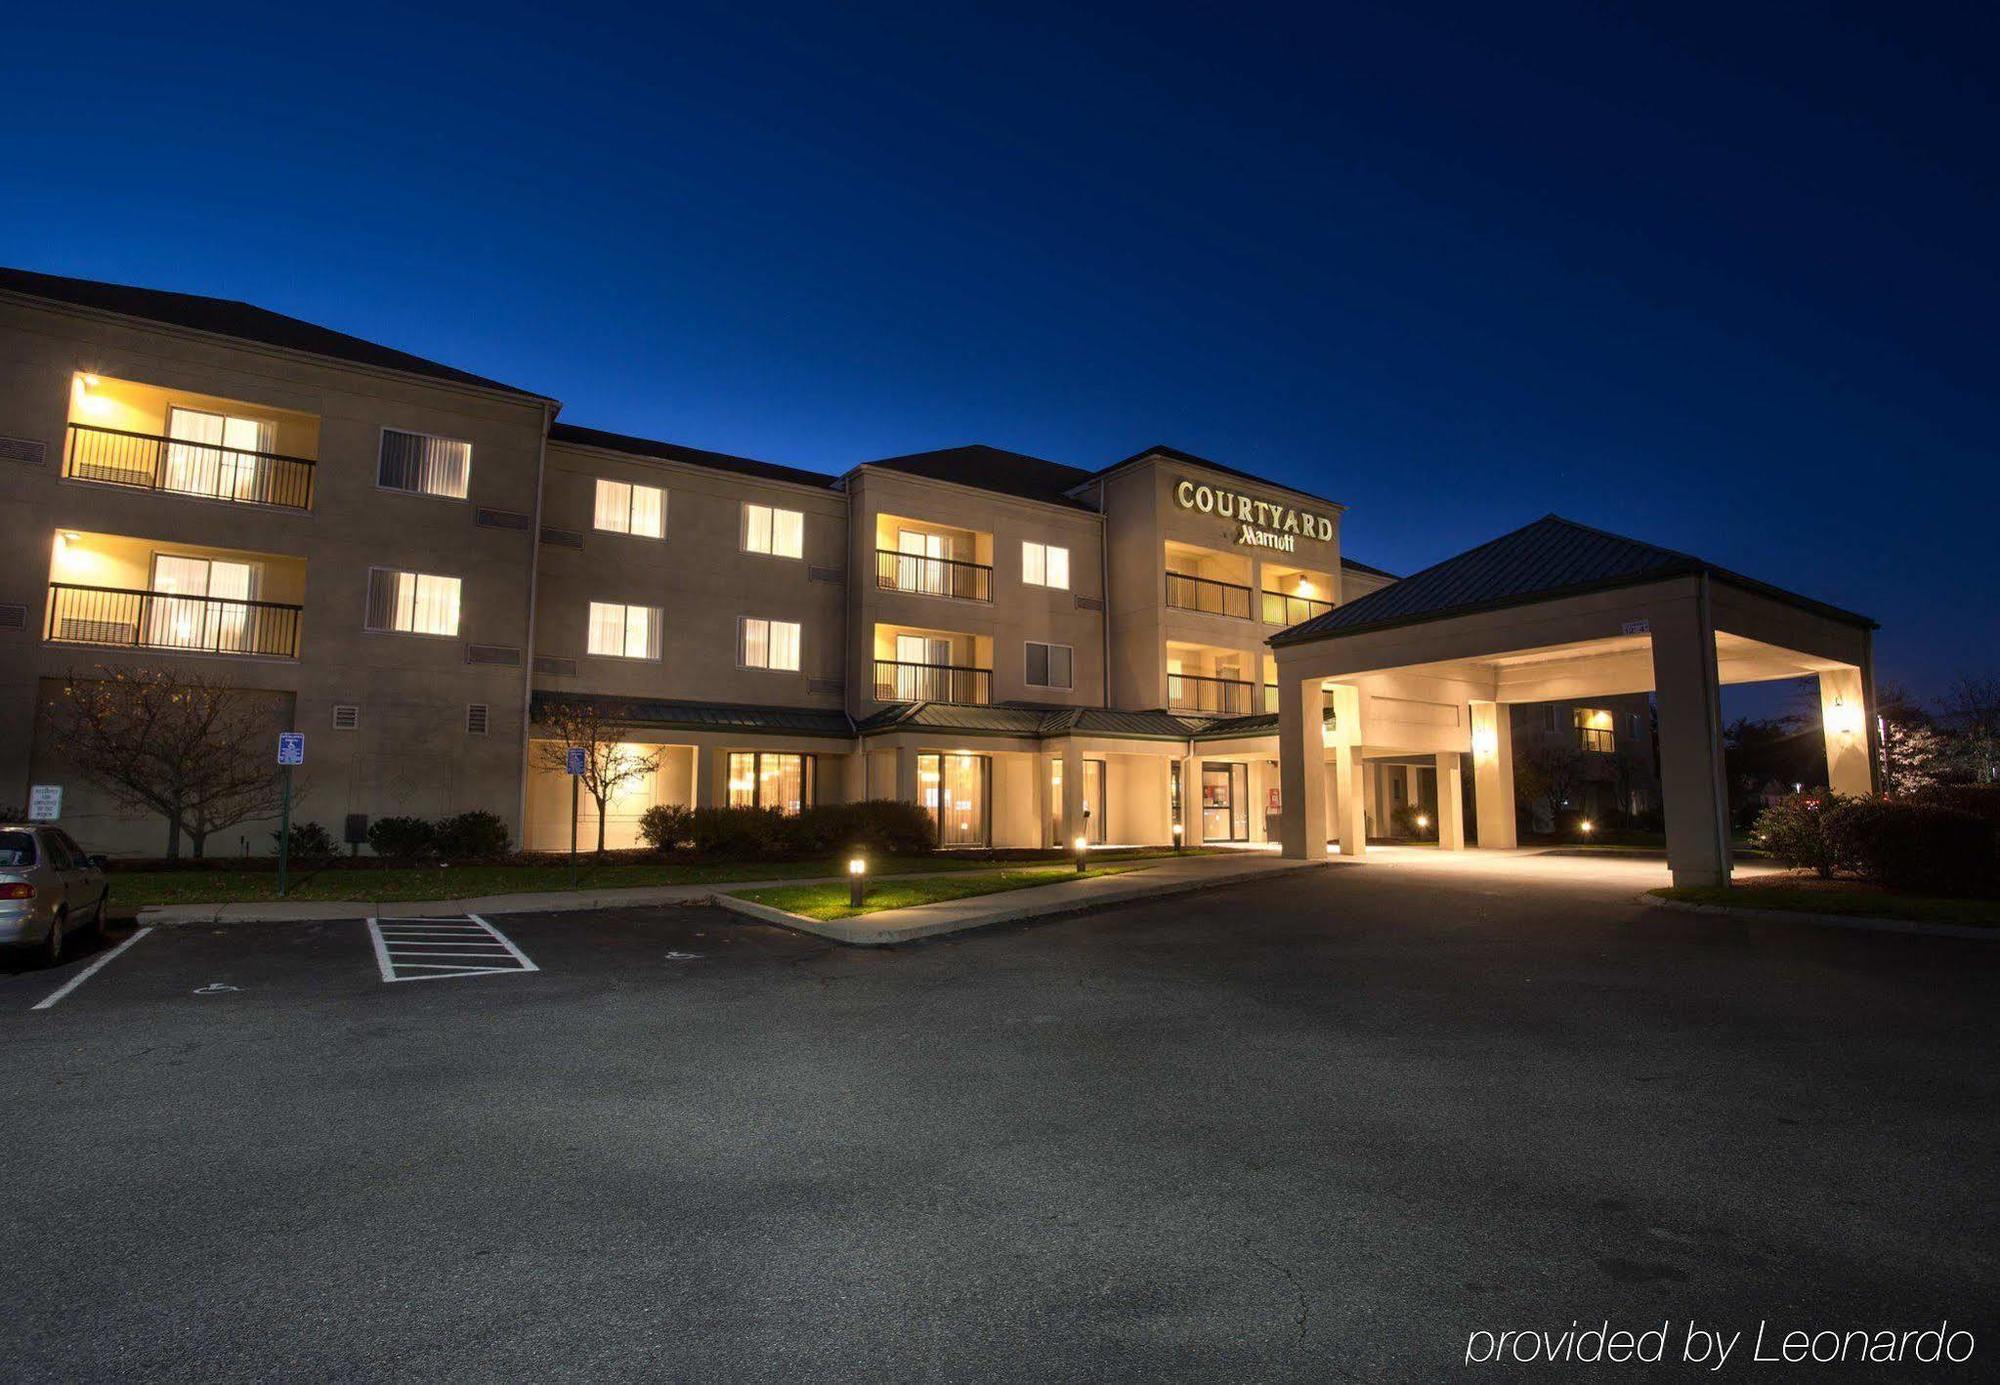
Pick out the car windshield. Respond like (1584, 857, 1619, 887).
(0, 831, 36, 867)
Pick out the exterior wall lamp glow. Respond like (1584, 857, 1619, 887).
(1827, 696, 1862, 739)
(1472, 728, 1499, 758)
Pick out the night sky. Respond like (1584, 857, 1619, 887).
(5, 3, 1994, 705)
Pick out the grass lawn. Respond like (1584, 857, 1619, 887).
(734, 862, 1151, 920)
(1655, 875, 2000, 928)
(107, 846, 1202, 907)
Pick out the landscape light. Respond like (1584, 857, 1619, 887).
(1171, 821, 1184, 852)
(848, 856, 866, 907)
(1579, 818, 1595, 835)
(1415, 813, 1430, 831)
(1073, 834, 1089, 872)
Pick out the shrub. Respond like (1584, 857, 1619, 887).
(1837, 800, 1997, 897)
(689, 806, 794, 858)
(367, 815, 437, 859)
(1753, 792, 1845, 878)
(792, 799, 936, 857)
(637, 803, 694, 852)
(1911, 783, 2000, 830)
(433, 810, 511, 860)
(272, 820, 336, 860)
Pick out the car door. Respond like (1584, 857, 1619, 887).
(36, 829, 77, 917)
(56, 830, 103, 914)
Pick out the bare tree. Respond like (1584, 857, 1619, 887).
(1514, 738, 1586, 829)
(532, 698, 662, 856)
(1942, 674, 2000, 783)
(43, 666, 291, 858)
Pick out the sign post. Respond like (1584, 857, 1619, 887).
(276, 732, 305, 897)
(28, 785, 62, 822)
(565, 745, 587, 885)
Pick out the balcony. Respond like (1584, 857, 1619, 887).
(1260, 589, 1333, 627)
(66, 423, 317, 511)
(874, 659, 992, 706)
(1165, 570, 1253, 620)
(1168, 671, 1256, 716)
(45, 583, 302, 659)
(875, 548, 993, 602)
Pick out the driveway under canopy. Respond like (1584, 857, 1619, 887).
(1269, 516, 1878, 886)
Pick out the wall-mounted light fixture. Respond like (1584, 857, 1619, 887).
(1472, 728, 1499, 757)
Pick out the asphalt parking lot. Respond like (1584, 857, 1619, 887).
(2, 858, 1995, 1382)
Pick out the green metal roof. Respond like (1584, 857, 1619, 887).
(530, 691, 853, 737)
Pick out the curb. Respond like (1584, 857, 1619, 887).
(1642, 894, 1998, 941)
(713, 860, 1331, 947)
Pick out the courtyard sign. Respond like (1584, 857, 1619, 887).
(1174, 479, 1333, 554)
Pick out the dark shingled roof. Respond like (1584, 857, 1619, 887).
(531, 691, 852, 737)
(860, 445, 1098, 509)
(549, 423, 835, 491)
(853, 700, 1327, 739)
(0, 265, 550, 401)
(1269, 514, 1874, 646)
(1341, 555, 1397, 580)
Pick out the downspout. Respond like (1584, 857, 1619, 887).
(516, 399, 553, 841)
(1097, 478, 1111, 708)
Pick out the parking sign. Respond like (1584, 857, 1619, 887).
(565, 747, 587, 775)
(278, 731, 306, 766)
(28, 785, 61, 821)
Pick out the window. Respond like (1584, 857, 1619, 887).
(726, 752, 814, 814)
(1629, 712, 1643, 740)
(378, 429, 471, 499)
(919, 752, 989, 847)
(1022, 540, 1069, 589)
(164, 406, 273, 501)
(587, 601, 661, 659)
(332, 704, 360, 731)
(1574, 707, 1616, 754)
(366, 569, 461, 636)
(0, 831, 36, 867)
(466, 703, 490, 735)
(740, 617, 801, 671)
(1025, 641, 1073, 690)
(742, 503, 804, 558)
(594, 478, 665, 537)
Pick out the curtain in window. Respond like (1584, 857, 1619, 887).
(768, 621, 799, 671)
(164, 409, 225, 496)
(1045, 545, 1070, 589)
(743, 504, 772, 553)
(727, 753, 757, 808)
(595, 479, 632, 532)
(590, 602, 627, 656)
(629, 485, 664, 538)
(625, 604, 658, 659)
(379, 430, 471, 498)
(771, 508, 803, 558)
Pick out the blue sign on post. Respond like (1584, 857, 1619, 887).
(565, 746, 587, 775)
(278, 731, 306, 766)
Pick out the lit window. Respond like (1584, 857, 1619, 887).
(366, 569, 461, 636)
(740, 617, 801, 671)
(594, 479, 665, 537)
(588, 601, 661, 659)
(1022, 541, 1069, 589)
(726, 751, 814, 814)
(1025, 641, 1073, 690)
(377, 429, 471, 499)
(742, 503, 804, 558)
(1574, 707, 1616, 754)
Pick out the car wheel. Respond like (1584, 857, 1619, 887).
(41, 911, 65, 968)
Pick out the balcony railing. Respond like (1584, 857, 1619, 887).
(1165, 570, 1253, 619)
(45, 583, 302, 659)
(875, 549, 993, 602)
(1167, 671, 1255, 716)
(65, 423, 316, 511)
(1263, 683, 1340, 720)
(874, 659, 992, 706)
(1260, 590, 1334, 627)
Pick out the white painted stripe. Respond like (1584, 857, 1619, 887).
(365, 916, 396, 982)
(468, 915, 539, 974)
(366, 913, 537, 983)
(32, 927, 154, 1011)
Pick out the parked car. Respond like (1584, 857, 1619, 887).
(0, 825, 111, 966)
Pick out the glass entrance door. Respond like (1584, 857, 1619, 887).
(920, 752, 989, 847)
(1201, 763, 1249, 842)
(1083, 759, 1106, 843)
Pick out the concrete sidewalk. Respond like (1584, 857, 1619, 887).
(712, 852, 1326, 945)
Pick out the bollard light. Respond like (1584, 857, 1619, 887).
(1578, 818, 1595, 836)
(1415, 813, 1430, 832)
(1073, 834, 1089, 873)
(1171, 821, 1184, 853)
(848, 856, 867, 907)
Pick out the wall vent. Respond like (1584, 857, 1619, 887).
(466, 643, 522, 667)
(807, 677, 843, 696)
(539, 526, 585, 549)
(533, 655, 578, 678)
(0, 436, 46, 467)
(476, 507, 533, 531)
(466, 703, 490, 735)
(332, 704, 360, 730)
(1073, 594, 1104, 612)
(0, 603, 28, 631)
(807, 565, 844, 585)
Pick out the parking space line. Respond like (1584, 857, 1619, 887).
(32, 927, 154, 1011)
(366, 913, 539, 983)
